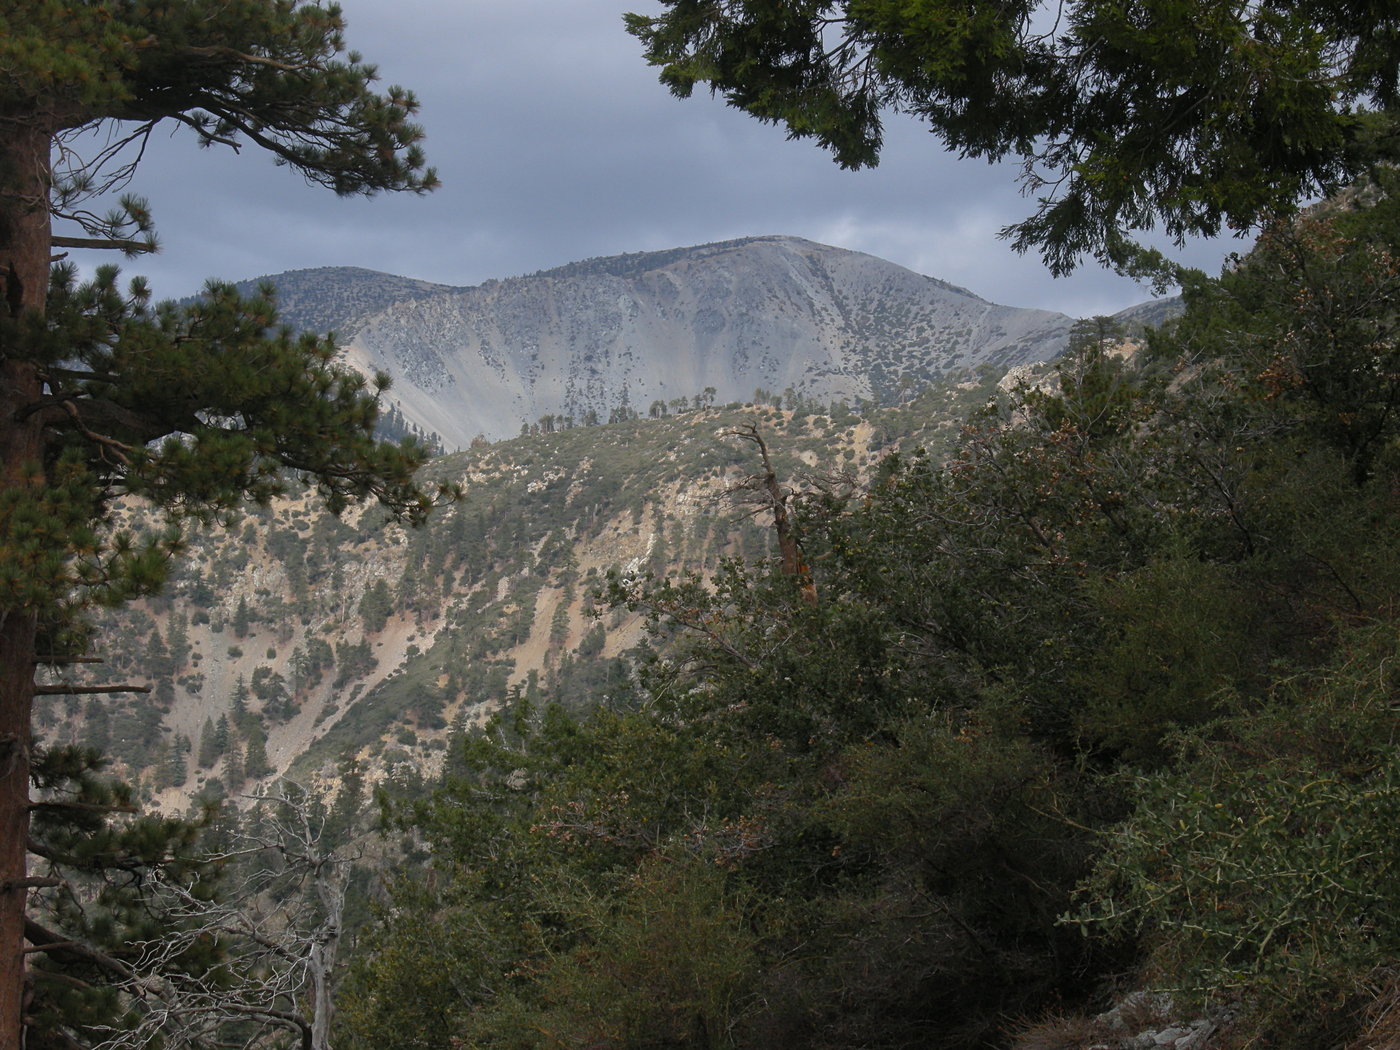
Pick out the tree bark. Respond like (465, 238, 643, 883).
(308, 870, 343, 1050)
(0, 118, 56, 1050)
(1, 121, 53, 317)
(732, 426, 818, 605)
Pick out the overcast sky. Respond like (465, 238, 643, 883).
(93, 0, 1243, 318)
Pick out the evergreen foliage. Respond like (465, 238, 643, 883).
(25, 745, 220, 1050)
(196, 717, 221, 770)
(626, 0, 1400, 275)
(0, 0, 442, 1044)
(342, 179, 1400, 1050)
(359, 577, 393, 634)
(6, 5, 1396, 1046)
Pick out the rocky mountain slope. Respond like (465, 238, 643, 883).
(91, 231, 1170, 805)
(231, 266, 458, 339)
(242, 236, 1077, 448)
(53, 371, 1019, 806)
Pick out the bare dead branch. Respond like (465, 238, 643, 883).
(33, 684, 150, 695)
(722, 424, 818, 604)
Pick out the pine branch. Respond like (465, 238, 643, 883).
(23, 919, 136, 983)
(22, 939, 80, 955)
(33, 684, 150, 696)
(174, 44, 308, 73)
(165, 111, 241, 149)
(29, 801, 139, 815)
(28, 969, 94, 992)
(1, 877, 62, 892)
(23, 837, 84, 870)
(38, 368, 120, 385)
(20, 395, 175, 447)
(48, 236, 155, 253)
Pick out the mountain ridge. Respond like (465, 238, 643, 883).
(64, 368, 1022, 804)
(239, 236, 1083, 448)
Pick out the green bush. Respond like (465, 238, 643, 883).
(1076, 624, 1400, 1046)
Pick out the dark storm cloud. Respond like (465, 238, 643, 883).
(104, 0, 1238, 318)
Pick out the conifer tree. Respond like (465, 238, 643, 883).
(165, 611, 191, 671)
(79, 699, 111, 756)
(196, 718, 220, 771)
(0, 3, 440, 1044)
(230, 674, 253, 733)
(325, 757, 366, 844)
(358, 577, 393, 634)
(627, 0, 1400, 274)
(214, 715, 232, 757)
(224, 738, 247, 796)
(232, 596, 254, 640)
(242, 730, 271, 784)
(164, 736, 189, 789)
(251, 665, 292, 723)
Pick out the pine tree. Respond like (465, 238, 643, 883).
(243, 730, 272, 782)
(232, 597, 253, 640)
(164, 736, 189, 789)
(627, 1, 1400, 274)
(251, 666, 292, 723)
(359, 578, 393, 634)
(165, 612, 191, 672)
(214, 715, 232, 757)
(0, 4, 440, 1043)
(196, 718, 220, 771)
(325, 758, 367, 845)
(224, 737, 247, 796)
(230, 675, 253, 733)
(79, 699, 110, 757)
(26, 747, 217, 1049)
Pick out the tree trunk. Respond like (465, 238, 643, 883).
(0, 611, 35, 1050)
(745, 427, 818, 606)
(0, 119, 55, 1050)
(307, 872, 343, 1050)
(1, 122, 53, 318)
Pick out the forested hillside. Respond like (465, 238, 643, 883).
(11, 0, 1399, 1046)
(336, 179, 1400, 1050)
(55, 181, 1400, 1050)
(52, 374, 1005, 805)
(31, 183, 1400, 1050)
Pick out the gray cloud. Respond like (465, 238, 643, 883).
(102, 0, 1241, 318)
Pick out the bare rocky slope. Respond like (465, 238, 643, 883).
(54, 373, 1020, 808)
(244, 236, 1077, 448)
(89, 236, 1169, 805)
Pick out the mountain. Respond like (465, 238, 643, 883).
(84, 230, 1166, 800)
(61, 372, 1022, 804)
(94, 237, 1176, 799)
(245, 236, 1078, 448)
(231, 266, 458, 339)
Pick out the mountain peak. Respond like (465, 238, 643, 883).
(231, 267, 462, 337)
(251, 238, 1077, 448)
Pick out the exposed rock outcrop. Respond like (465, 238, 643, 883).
(250, 236, 1077, 448)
